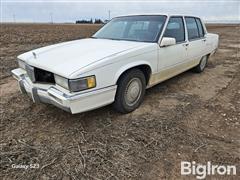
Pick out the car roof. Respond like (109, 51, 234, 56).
(115, 13, 200, 18)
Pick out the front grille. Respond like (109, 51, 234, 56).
(34, 67, 55, 84)
(26, 65, 55, 84)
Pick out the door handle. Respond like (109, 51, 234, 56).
(202, 39, 206, 42)
(183, 43, 189, 47)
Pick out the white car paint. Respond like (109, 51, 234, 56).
(12, 14, 219, 114)
(18, 38, 151, 78)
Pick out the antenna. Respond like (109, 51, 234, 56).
(13, 14, 16, 23)
(108, 10, 111, 20)
(50, 13, 53, 24)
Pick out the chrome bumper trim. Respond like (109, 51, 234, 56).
(11, 68, 117, 114)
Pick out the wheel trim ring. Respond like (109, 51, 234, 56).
(200, 56, 207, 70)
(124, 78, 142, 107)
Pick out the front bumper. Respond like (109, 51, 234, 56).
(11, 68, 117, 114)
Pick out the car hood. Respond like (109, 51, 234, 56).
(19, 38, 148, 78)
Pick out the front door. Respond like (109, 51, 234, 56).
(156, 16, 189, 83)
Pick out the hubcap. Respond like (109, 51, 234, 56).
(124, 78, 142, 106)
(200, 56, 207, 70)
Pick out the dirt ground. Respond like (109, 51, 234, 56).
(0, 24, 239, 179)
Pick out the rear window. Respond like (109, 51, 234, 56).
(185, 17, 199, 40)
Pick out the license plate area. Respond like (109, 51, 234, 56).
(24, 85, 40, 103)
(31, 88, 40, 103)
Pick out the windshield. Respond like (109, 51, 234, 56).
(92, 15, 167, 42)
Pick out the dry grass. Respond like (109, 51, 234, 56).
(0, 24, 239, 179)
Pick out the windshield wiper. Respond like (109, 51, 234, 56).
(91, 37, 121, 41)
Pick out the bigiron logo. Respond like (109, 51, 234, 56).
(181, 161, 237, 179)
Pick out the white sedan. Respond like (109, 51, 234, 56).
(12, 14, 219, 114)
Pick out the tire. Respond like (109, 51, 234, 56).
(193, 55, 208, 73)
(113, 69, 146, 113)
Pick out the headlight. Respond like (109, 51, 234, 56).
(54, 74, 96, 92)
(54, 74, 69, 90)
(69, 76, 96, 92)
(18, 59, 26, 69)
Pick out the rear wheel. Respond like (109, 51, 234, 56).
(113, 69, 146, 113)
(193, 55, 208, 73)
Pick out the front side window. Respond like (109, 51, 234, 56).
(92, 15, 167, 42)
(185, 17, 199, 40)
(195, 18, 204, 37)
(164, 17, 185, 43)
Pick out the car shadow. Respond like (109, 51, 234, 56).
(44, 68, 196, 124)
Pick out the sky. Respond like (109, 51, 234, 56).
(1, 0, 240, 23)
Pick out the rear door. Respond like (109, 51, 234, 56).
(195, 18, 208, 54)
(185, 17, 206, 62)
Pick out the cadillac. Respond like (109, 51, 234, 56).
(12, 14, 219, 114)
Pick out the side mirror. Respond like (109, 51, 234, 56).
(160, 37, 176, 47)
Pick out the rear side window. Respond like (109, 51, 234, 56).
(195, 18, 204, 37)
(185, 17, 199, 40)
(164, 17, 185, 43)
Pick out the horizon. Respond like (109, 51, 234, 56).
(1, 1, 239, 24)
(1, 20, 240, 24)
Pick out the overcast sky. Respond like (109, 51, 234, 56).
(1, 0, 239, 23)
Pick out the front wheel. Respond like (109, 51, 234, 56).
(193, 55, 208, 73)
(113, 69, 146, 113)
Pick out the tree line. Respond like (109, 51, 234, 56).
(76, 18, 105, 24)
